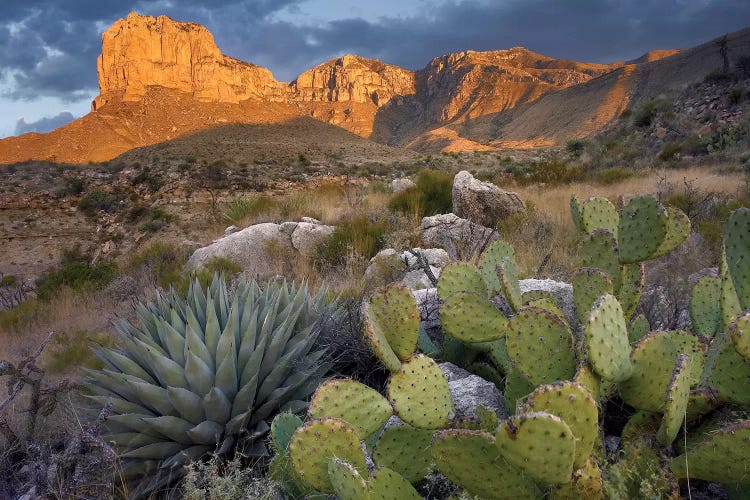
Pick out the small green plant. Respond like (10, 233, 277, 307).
(182, 454, 280, 500)
(317, 215, 389, 267)
(223, 195, 278, 225)
(512, 158, 588, 185)
(594, 167, 635, 185)
(388, 169, 453, 217)
(45, 329, 111, 374)
(565, 139, 587, 159)
(77, 190, 117, 216)
(127, 241, 189, 288)
(36, 249, 117, 301)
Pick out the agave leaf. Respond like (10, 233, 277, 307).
(108, 414, 163, 434)
(160, 445, 212, 470)
(256, 341, 311, 404)
(141, 416, 194, 444)
(215, 322, 239, 399)
(167, 386, 205, 424)
(123, 441, 185, 460)
(223, 290, 243, 354)
(184, 351, 214, 398)
(231, 373, 258, 418)
(94, 347, 156, 385)
(106, 432, 162, 449)
(225, 411, 250, 436)
(204, 387, 232, 424)
(240, 335, 267, 388)
(156, 318, 186, 367)
(186, 420, 224, 445)
(205, 289, 222, 358)
(142, 344, 189, 390)
(258, 305, 305, 381)
(128, 380, 176, 417)
(170, 302, 186, 333)
(237, 309, 259, 370)
(189, 279, 207, 328)
(83, 394, 154, 416)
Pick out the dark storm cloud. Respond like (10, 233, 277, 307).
(15, 111, 76, 135)
(1, 0, 749, 99)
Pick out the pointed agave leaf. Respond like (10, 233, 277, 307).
(204, 387, 232, 424)
(185, 307, 213, 370)
(237, 304, 259, 369)
(231, 374, 259, 418)
(160, 445, 212, 470)
(128, 380, 176, 417)
(106, 432, 162, 449)
(258, 300, 305, 381)
(122, 442, 185, 460)
(204, 289, 222, 358)
(186, 420, 225, 445)
(142, 346, 189, 390)
(95, 347, 156, 385)
(215, 325, 239, 399)
(184, 351, 214, 398)
(240, 335, 267, 388)
(167, 387, 205, 424)
(83, 394, 154, 417)
(141, 416, 194, 444)
(155, 318, 186, 367)
(108, 414, 164, 434)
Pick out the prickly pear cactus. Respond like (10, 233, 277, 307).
(671, 419, 750, 484)
(651, 206, 691, 259)
(570, 194, 583, 233)
(328, 458, 369, 500)
(581, 196, 619, 237)
(498, 260, 523, 312)
(573, 364, 601, 401)
(584, 294, 632, 382)
(656, 354, 691, 446)
(550, 458, 604, 500)
(368, 467, 422, 500)
(685, 387, 721, 423)
(387, 354, 454, 429)
(730, 310, 750, 361)
(309, 379, 393, 439)
(495, 412, 576, 484)
(288, 418, 366, 493)
(617, 195, 668, 264)
(372, 423, 435, 483)
(617, 262, 645, 320)
(581, 229, 620, 289)
(437, 262, 487, 298)
(628, 314, 650, 344)
(271, 412, 303, 454)
(719, 248, 743, 331)
(479, 240, 516, 294)
(365, 285, 420, 366)
(504, 369, 535, 414)
(523, 382, 599, 469)
(440, 291, 509, 342)
(724, 208, 750, 310)
(690, 276, 722, 337)
(701, 329, 750, 407)
(506, 307, 576, 386)
(432, 429, 540, 500)
(572, 267, 614, 325)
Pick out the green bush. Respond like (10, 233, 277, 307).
(223, 195, 278, 225)
(565, 139, 588, 158)
(388, 169, 453, 217)
(318, 215, 389, 267)
(77, 190, 118, 216)
(186, 256, 243, 293)
(36, 250, 117, 301)
(128, 241, 189, 288)
(46, 329, 111, 374)
(513, 158, 588, 185)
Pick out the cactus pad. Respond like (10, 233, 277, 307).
(328, 458, 368, 500)
(656, 355, 691, 446)
(651, 207, 691, 259)
(581, 229, 621, 289)
(523, 382, 598, 468)
(309, 379, 393, 439)
(387, 355, 454, 429)
(522, 290, 557, 305)
(550, 457, 604, 500)
(671, 419, 750, 484)
(432, 429, 540, 499)
(498, 260, 523, 312)
(724, 208, 750, 310)
(617, 263, 645, 320)
(701, 330, 750, 406)
(628, 314, 650, 344)
(720, 247, 743, 331)
(368, 467, 422, 500)
(690, 276, 722, 337)
(621, 410, 661, 444)
(585, 294, 633, 382)
(288, 418, 366, 492)
(619, 331, 705, 412)
(476, 405, 500, 432)
(570, 195, 583, 232)
(270, 412, 303, 454)
(573, 364, 601, 400)
(730, 310, 750, 361)
(367, 285, 420, 362)
(372, 423, 434, 483)
(581, 196, 619, 237)
(437, 262, 487, 299)
(525, 298, 565, 320)
(440, 291, 510, 342)
(364, 304, 402, 373)
(618, 195, 667, 263)
(573, 268, 614, 325)
(479, 240, 516, 294)
(685, 388, 721, 423)
(505, 369, 535, 414)
(496, 411, 576, 484)
(507, 307, 577, 386)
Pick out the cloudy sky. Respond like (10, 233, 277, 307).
(1, 0, 749, 138)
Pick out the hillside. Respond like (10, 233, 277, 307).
(0, 12, 748, 164)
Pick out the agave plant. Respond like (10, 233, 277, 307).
(83, 276, 332, 497)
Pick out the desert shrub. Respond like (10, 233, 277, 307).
(36, 250, 117, 301)
(737, 55, 750, 78)
(317, 215, 389, 267)
(127, 241, 189, 288)
(565, 139, 588, 158)
(602, 441, 676, 499)
(55, 176, 85, 198)
(632, 101, 657, 127)
(77, 190, 118, 216)
(130, 166, 163, 192)
(728, 87, 745, 106)
(388, 169, 453, 217)
(512, 158, 588, 186)
(223, 195, 278, 225)
(0, 299, 48, 333)
(137, 207, 174, 232)
(45, 329, 112, 374)
(186, 256, 243, 292)
(658, 142, 682, 161)
(182, 455, 279, 500)
(594, 167, 636, 185)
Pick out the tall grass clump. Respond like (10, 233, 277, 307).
(223, 195, 278, 225)
(36, 248, 117, 301)
(127, 241, 190, 288)
(388, 169, 453, 218)
(317, 215, 390, 267)
(512, 158, 588, 186)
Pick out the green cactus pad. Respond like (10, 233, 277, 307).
(524, 298, 565, 320)
(368, 467, 423, 500)
(570, 195, 583, 233)
(581, 197, 619, 237)
(364, 304, 402, 373)
(725, 208, 750, 310)
(619, 331, 706, 412)
(651, 207, 691, 259)
(479, 338, 513, 375)
(618, 195, 668, 264)
(309, 379, 393, 439)
(573, 364, 601, 400)
(721, 250, 743, 333)
(496, 411, 576, 484)
(573, 268, 614, 325)
(701, 330, 750, 406)
(585, 294, 633, 382)
(328, 458, 369, 500)
(550, 457, 604, 500)
(367, 285, 420, 362)
(507, 307, 577, 386)
(440, 291, 510, 342)
(504, 369, 535, 414)
(621, 410, 661, 444)
(656, 355, 691, 446)
(686, 387, 721, 423)
(628, 314, 650, 344)
(617, 263, 644, 320)
(372, 424, 434, 483)
(288, 418, 366, 493)
(270, 412, 303, 454)
(581, 229, 621, 289)
(476, 405, 500, 432)
(432, 429, 540, 499)
(387, 355, 454, 429)
(498, 260, 523, 313)
(730, 310, 750, 361)
(437, 262, 487, 299)
(269, 453, 312, 499)
(522, 382, 598, 469)
(522, 290, 557, 305)
(479, 240, 516, 294)
(690, 276, 722, 337)
(671, 419, 750, 484)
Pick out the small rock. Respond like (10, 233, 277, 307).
(420, 213, 499, 258)
(440, 362, 507, 421)
(392, 178, 416, 193)
(452, 171, 526, 227)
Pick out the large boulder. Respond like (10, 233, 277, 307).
(452, 171, 526, 227)
(439, 362, 507, 420)
(365, 248, 450, 290)
(420, 213, 499, 258)
(187, 221, 334, 278)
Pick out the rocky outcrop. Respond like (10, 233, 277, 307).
(452, 171, 526, 227)
(440, 363, 507, 420)
(186, 220, 334, 278)
(391, 178, 416, 193)
(420, 213, 499, 258)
